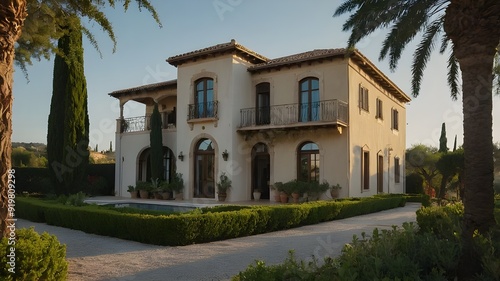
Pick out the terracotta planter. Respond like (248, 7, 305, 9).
(291, 192, 300, 203)
(161, 192, 170, 200)
(129, 191, 138, 199)
(279, 191, 289, 203)
(139, 190, 149, 199)
(218, 192, 227, 202)
(175, 192, 183, 200)
(154, 192, 163, 200)
(274, 192, 281, 202)
(330, 189, 340, 199)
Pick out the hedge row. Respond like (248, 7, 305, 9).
(16, 195, 406, 246)
(12, 164, 115, 195)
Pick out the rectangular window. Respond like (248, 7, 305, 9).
(362, 150, 370, 190)
(359, 85, 369, 111)
(391, 108, 399, 130)
(376, 98, 383, 119)
(394, 157, 400, 183)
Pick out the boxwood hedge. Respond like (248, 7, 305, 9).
(16, 195, 406, 246)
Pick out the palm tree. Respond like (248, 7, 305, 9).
(334, 1, 499, 279)
(0, 0, 160, 237)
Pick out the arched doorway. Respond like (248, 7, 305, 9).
(138, 146, 175, 182)
(194, 138, 215, 198)
(252, 143, 270, 199)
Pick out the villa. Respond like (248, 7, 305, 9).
(109, 39, 410, 202)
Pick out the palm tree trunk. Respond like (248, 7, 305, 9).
(0, 0, 27, 238)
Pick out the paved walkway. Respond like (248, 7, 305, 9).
(17, 203, 420, 281)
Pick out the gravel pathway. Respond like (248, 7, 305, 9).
(17, 203, 420, 281)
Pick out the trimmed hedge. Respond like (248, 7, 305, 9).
(16, 195, 406, 246)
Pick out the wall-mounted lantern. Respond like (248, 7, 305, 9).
(178, 151, 184, 161)
(222, 149, 229, 161)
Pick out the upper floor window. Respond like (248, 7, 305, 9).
(191, 78, 215, 119)
(299, 77, 320, 122)
(298, 142, 320, 182)
(391, 108, 399, 130)
(376, 98, 383, 120)
(256, 82, 270, 125)
(359, 85, 369, 111)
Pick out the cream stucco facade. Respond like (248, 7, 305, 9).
(110, 40, 410, 202)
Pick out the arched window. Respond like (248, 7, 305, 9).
(297, 142, 319, 182)
(194, 78, 214, 118)
(194, 138, 215, 198)
(138, 147, 175, 182)
(299, 77, 320, 122)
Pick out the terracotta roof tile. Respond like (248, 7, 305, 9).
(167, 39, 269, 66)
(249, 48, 348, 71)
(109, 79, 177, 98)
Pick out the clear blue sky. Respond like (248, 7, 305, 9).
(12, 0, 500, 150)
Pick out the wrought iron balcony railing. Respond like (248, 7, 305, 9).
(187, 101, 219, 121)
(120, 112, 176, 133)
(239, 99, 348, 128)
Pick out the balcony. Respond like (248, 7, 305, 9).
(187, 101, 219, 121)
(238, 99, 348, 133)
(120, 112, 176, 133)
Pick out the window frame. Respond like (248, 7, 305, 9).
(297, 142, 320, 183)
(394, 157, 401, 183)
(299, 77, 320, 122)
(361, 149, 370, 191)
(391, 108, 399, 131)
(194, 78, 215, 119)
(376, 98, 383, 120)
(359, 85, 369, 112)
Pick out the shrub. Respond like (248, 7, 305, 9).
(416, 202, 463, 240)
(234, 223, 460, 280)
(16, 195, 406, 246)
(0, 228, 68, 280)
(405, 172, 424, 194)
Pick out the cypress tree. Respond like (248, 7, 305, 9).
(47, 15, 89, 195)
(149, 102, 163, 181)
(453, 135, 457, 152)
(438, 123, 448, 153)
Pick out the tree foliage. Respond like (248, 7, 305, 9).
(15, 0, 161, 76)
(47, 15, 89, 195)
(149, 102, 163, 181)
(439, 122, 448, 153)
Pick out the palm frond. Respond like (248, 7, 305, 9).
(411, 16, 444, 97)
(380, 0, 443, 70)
(447, 50, 460, 100)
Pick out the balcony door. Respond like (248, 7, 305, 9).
(195, 78, 214, 118)
(299, 77, 320, 122)
(256, 83, 270, 125)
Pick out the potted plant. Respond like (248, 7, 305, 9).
(170, 173, 184, 200)
(216, 172, 232, 202)
(280, 180, 297, 203)
(307, 180, 330, 201)
(151, 178, 163, 199)
(290, 180, 307, 203)
(136, 181, 152, 199)
(253, 188, 262, 201)
(271, 182, 283, 202)
(127, 185, 137, 198)
(160, 181, 171, 200)
(330, 183, 342, 199)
